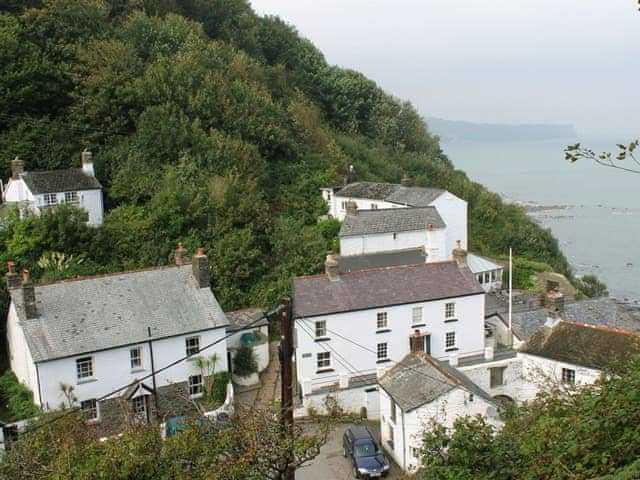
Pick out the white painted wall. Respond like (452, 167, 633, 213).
(295, 294, 485, 405)
(380, 387, 500, 473)
(293, 383, 381, 418)
(331, 195, 405, 220)
(3, 178, 31, 203)
(340, 227, 447, 261)
(34, 328, 228, 411)
(459, 357, 523, 402)
(429, 192, 467, 254)
(227, 325, 270, 372)
(6, 302, 40, 404)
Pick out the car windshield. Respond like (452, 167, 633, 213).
(354, 441, 379, 457)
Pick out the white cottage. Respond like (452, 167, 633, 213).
(291, 252, 485, 417)
(2, 151, 104, 226)
(379, 353, 500, 473)
(6, 247, 229, 435)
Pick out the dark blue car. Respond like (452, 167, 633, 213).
(342, 426, 390, 478)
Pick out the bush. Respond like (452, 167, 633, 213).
(233, 343, 258, 377)
(0, 370, 40, 421)
(211, 371, 232, 405)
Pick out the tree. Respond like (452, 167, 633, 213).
(232, 343, 258, 377)
(565, 140, 640, 174)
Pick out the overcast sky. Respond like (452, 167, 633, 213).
(250, 0, 639, 137)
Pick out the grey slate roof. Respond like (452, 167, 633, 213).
(508, 297, 640, 342)
(226, 308, 268, 332)
(338, 249, 426, 273)
(339, 207, 445, 237)
(520, 321, 640, 370)
(379, 353, 493, 412)
(21, 169, 102, 194)
(292, 261, 483, 318)
(12, 265, 228, 362)
(336, 182, 445, 206)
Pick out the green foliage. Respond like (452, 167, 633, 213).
(233, 343, 258, 377)
(496, 256, 553, 290)
(211, 371, 232, 405)
(574, 274, 609, 298)
(0, 370, 40, 421)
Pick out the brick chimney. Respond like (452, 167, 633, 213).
(410, 329, 422, 353)
(452, 240, 468, 267)
(81, 149, 95, 176)
(545, 290, 564, 327)
(192, 248, 210, 288)
(22, 269, 37, 319)
(401, 173, 413, 187)
(11, 157, 24, 180)
(174, 242, 190, 266)
(325, 251, 339, 282)
(5, 262, 20, 289)
(345, 200, 357, 216)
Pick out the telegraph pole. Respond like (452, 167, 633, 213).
(279, 297, 295, 480)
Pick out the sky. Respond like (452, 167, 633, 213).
(249, 0, 640, 138)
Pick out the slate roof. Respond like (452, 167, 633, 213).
(11, 265, 228, 362)
(338, 249, 426, 273)
(339, 207, 445, 237)
(336, 182, 445, 206)
(226, 308, 268, 332)
(520, 321, 640, 370)
(21, 169, 102, 194)
(379, 353, 493, 412)
(292, 261, 483, 318)
(508, 297, 640, 342)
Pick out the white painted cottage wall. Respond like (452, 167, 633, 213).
(6, 303, 40, 404)
(339, 228, 447, 260)
(459, 358, 524, 402)
(332, 195, 405, 220)
(3, 178, 31, 203)
(295, 294, 485, 397)
(36, 328, 228, 410)
(429, 193, 467, 254)
(227, 325, 270, 372)
(295, 383, 381, 418)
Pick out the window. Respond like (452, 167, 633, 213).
(185, 336, 200, 356)
(43, 193, 57, 206)
(490, 367, 506, 388)
(76, 357, 94, 381)
(477, 274, 483, 284)
(341, 200, 348, 210)
(390, 400, 396, 423)
(130, 347, 142, 370)
(189, 374, 203, 397)
(64, 191, 79, 205)
(317, 351, 331, 370)
(562, 368, 576, 385)
(410, 446, 421, 459)
(445, 332, 456, 350)
(377, 342, 388, 361)
(411, 307, 423, 325)
(445, 302, 456, 319)
(376, 312, 388, 330)
(315, 320, 327, 338)
(81, 399, 98, 421)
(131, 396, 147, 421)
(469, 393, 474, 402)
(370, 203, 378, 209)
(327, 192, 331, 201)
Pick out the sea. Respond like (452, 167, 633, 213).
(442, 138, 640, 303)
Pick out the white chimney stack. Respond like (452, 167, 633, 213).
(81, 149, 94, 176)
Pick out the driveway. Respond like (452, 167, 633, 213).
(297, 421, 404, 480)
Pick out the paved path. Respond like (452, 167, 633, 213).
(235, 341, 280, 410)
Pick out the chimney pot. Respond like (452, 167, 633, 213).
(174, 242, 190, 266)
(345, 200, 357, 216)
(192, 248, 210, 288)
(401, 173, 413, 187)
(427, 223, 433, 231)
(11, 157, 24, 180)
(81, 149, 95, 176)
(452, 240, 468, 267)
(5, 262, 20, 289)
(325, 251, 339, 281)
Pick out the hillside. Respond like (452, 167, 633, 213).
(0, 0, 571, 312)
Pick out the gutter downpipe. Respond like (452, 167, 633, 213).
(147, 327, 158, 413)
(35, 362, 44, 408)
(402, 409, 407, 471)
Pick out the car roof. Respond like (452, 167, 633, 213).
(349, 426, 374, 440)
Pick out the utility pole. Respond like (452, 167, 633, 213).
(279, 297, 295, 480)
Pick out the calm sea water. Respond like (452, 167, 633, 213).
(442, 138, 640, 302)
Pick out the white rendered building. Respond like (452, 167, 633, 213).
(2, 151, 104, 226)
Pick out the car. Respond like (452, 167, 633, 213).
(342, 425, 390, 478)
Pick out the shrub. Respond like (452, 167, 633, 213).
(233, 343, 258, 377)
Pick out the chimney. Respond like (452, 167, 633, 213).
(410, 329, 422, 353)
(345, 200, 357, 216)
(22, 269, 37, 319)
(11, 157, 24, 180)
(192, 248, 210, 288)
(325, 251, 339, 281)
(174, 242, 190, 266)
(5, 262, 20, 289)
(345, 165, 357, 185)
(81, 149, 95, 176)
(401, 173, 413, 187)
(544, 290, 564, 326)
(452, 240, 468, 267)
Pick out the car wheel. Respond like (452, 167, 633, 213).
(352, 465, 359, 479)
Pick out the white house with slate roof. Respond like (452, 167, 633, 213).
(5, 246, 228, 435)
(379, 353, 500, 472)
(291, 252, 485, 417)
(2, 151, 104, 226)
(321, 174, 467, 255)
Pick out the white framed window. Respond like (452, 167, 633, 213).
(411, 307, 423, 325)
(76, 356, 94, 381)
(410, 446, 421, 459)
(185, 336, 200, 356)
(130, 347, 143, 370)
(131, 396, 147, 421)
(189, 374, 203, 398)
(376, 312, 388, 330)
(370, 203, 378, 209)
(445, 332, 456, 349)
(317, 351, 331, 370)
(341, 200, 348, 211)
(445, 302, 456, 320)
(81, 398, 99, 422)
(562, 368, 576, 385)
(477, 274, 483, 284)
(64, 191, 79, 205)
(315, 320, 327, 338)
(43, 193, 57, 206)
(377, 342, 388, 361)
